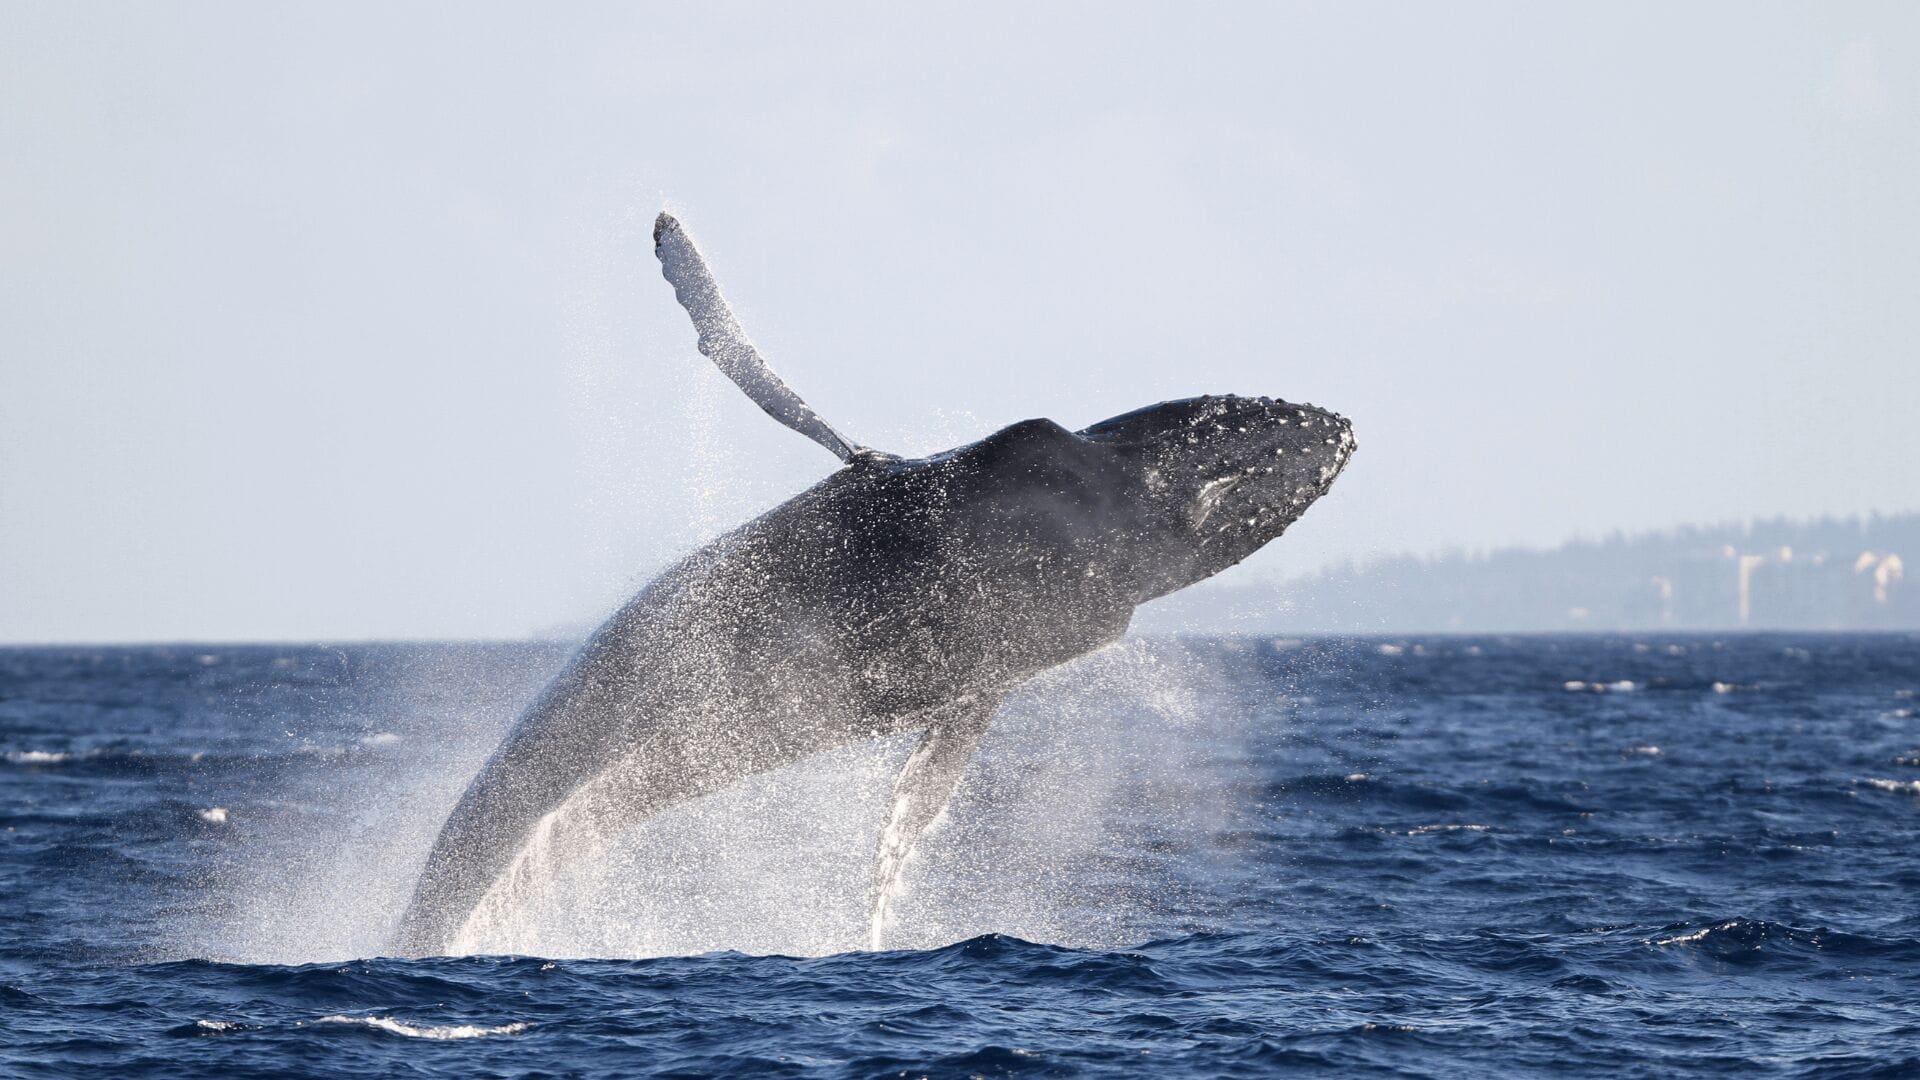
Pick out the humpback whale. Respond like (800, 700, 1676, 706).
(393, 214, 1355, 955)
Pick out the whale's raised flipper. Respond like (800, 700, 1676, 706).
(868, 695, 999, 950)
(654, 211, 862, 462)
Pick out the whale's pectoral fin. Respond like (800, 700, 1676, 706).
(653, 211, 864, 463)
(867, 695, 999, 950)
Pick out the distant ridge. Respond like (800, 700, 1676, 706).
(1140, 513, 1919, 634)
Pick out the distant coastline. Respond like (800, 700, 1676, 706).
(1139, 514, 1918, 634)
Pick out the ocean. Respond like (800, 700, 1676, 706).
(2, 634, 1917, 1077)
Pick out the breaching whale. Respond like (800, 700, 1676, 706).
(392, 213, 1355, 955)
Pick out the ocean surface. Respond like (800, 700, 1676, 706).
(3, 634, 1918, 1077)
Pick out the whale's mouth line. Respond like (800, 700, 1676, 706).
(1190, 439, 1355, 547)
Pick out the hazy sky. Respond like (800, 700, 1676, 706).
(3, 2, 1916, 642)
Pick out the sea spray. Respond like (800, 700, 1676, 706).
(193, 637, 1246, 962)
(449, 637, 1238, 958)
(875, 638, 1242, 952)
(179, 644, 566, 965)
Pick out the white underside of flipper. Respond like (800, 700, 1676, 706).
(868, 695, 998, 950)
(654, 212, 860, 462)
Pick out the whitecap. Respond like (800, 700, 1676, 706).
(5, 750, 71, 764)
(1652, 923, 1725, 946)
(358, 732, 403, 748)
(1375, 644, 1404, 657)
(1564, 679, 1635, 693)
(1407, 824, 1490, 836)
(1624, 745, 1662, 757)
(1861, 778, 1920, 795)
(315, 1015, 531, 1040)
(199, 807, 229, 824)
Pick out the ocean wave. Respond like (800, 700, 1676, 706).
(5, 749, 75, 764)
(1650, 924, 1721, 946)
(2, 746, 207, 775)
(1266, 773, 1593, 816)
(1643, 917, 1914, 964)
(314, 1014, 531, 1040)
(2, 740, 398, 778)
(167, 1018, 253, 1037)
(1562, 680, 1637, 693)
(1861, 778, 1920, 795)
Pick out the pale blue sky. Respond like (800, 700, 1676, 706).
(2, 2, 1915, 642)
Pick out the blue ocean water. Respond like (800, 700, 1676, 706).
(3, 635, 1918, 1077)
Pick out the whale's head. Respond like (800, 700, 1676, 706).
(870, 394, 1354, 612)
(1077, 394, 1356, 600)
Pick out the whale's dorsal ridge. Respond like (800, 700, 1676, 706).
(654, 211, 872, 464)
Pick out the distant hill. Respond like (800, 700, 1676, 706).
(1138, 514, 1919, 634)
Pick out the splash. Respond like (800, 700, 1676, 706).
(447, 640, 1232, 959)
(198, 638, 1244, 962)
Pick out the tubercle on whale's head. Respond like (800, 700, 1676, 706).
(1078, 394, 1356, 600)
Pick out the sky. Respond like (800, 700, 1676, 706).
(2, 2, 1916, 642)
